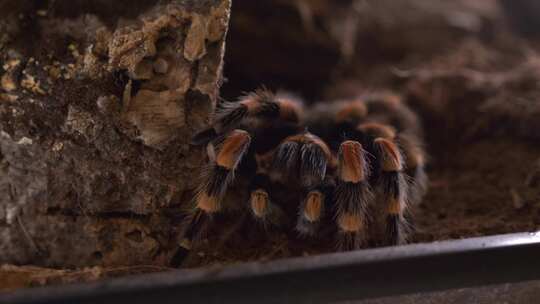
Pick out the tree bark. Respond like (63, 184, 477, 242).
(0, 0, 231, 268)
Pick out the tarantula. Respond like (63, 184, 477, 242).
(172, 89, 427, 266)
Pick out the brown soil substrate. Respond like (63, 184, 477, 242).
(179, 140, 540, 268)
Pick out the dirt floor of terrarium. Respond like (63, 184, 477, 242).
(180, 134, 540, 267)
(3, 0, 540, 294)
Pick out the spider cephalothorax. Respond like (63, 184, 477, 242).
(172, 89, 427, 266)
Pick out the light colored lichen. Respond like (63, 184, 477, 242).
(122, 89, 185, 147)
